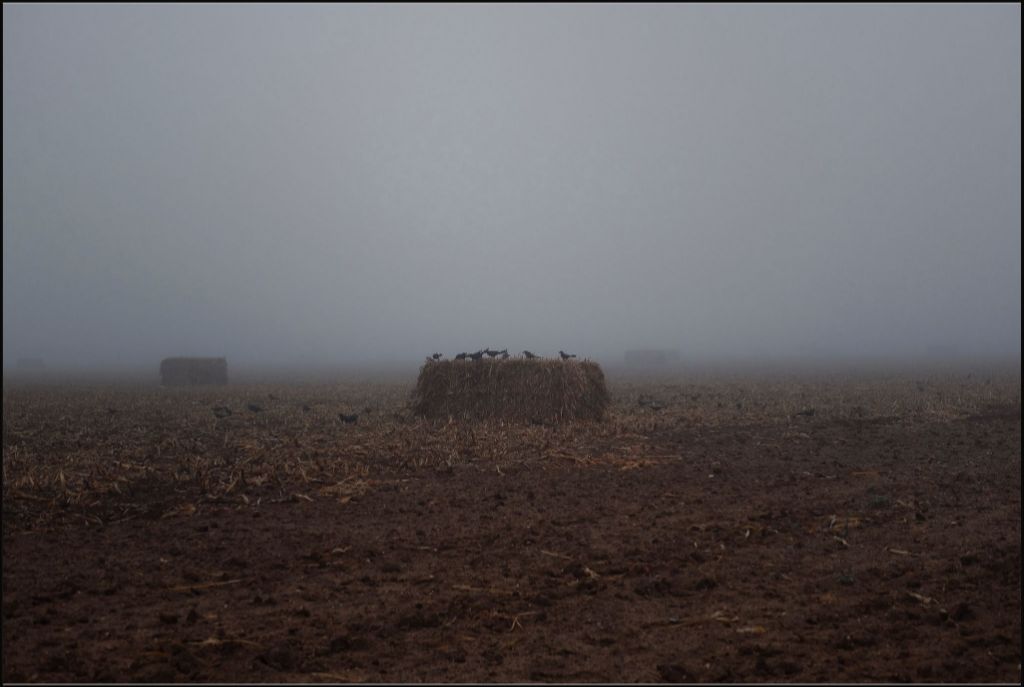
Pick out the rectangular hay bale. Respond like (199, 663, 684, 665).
(412, 358, 609, 423)
(159, 357, 229, 386)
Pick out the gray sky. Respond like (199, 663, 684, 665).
(3, 3, 1021, 367)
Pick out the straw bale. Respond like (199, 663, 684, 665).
(159, 357, 229, 386)
(412, 358, 609, 423)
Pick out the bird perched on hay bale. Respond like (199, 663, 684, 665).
(559, 350, 577, 360)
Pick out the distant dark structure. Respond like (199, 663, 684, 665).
(523, 350, 539, 359)
(624, 349, 681, 368)
(159, 357, 228, 386)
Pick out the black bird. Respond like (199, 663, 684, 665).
(500, 349, 509, 360)
(431, 353, 443, 361)
(559, 350, 577, 360)
(523, 350, 538, 359)
(247, 403, 263, 413)
(455, 352, 469, 361)
(485, 349, 501, 358)
(339, 413, 359, 424)
(469, 350, 485, 361)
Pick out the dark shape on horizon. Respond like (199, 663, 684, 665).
(469, 350, 485, 362)
(339, 413, 359, 424)
(485, 349, 501, 358)
(500, 349, 510, 359)
(455, 352, 469, 361)
(624, 349, 681, 368)
(431, 353, 443, 361)
(160, 357, 228, 386)
(559, 350, 577, 360)
(523, 350, 538, 359)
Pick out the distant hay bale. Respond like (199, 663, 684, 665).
(159, 357, 228, 386)
(412, 359, 609, 423)
(624, 349, 681, 368)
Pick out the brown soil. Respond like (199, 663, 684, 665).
(2, 374, 1020, 682)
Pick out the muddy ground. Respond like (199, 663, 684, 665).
(2, 371, 1021, 682)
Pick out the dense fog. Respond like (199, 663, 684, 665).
(4, 4, 1020, 371)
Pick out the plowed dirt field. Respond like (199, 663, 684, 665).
(3, 370, 1020, 682)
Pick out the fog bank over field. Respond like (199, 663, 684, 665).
(4, 4, 1021, 371)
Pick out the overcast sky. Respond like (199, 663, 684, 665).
(3, 3, 1020, 368)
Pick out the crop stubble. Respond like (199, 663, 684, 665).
(2, 370, 1020, 682)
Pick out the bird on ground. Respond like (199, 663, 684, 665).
(455, 352, 469, 361)
(469, 350, 485, 362)
(339, 413, 359, 424)
(559, 350, 577, 360)
(638, 396, 664, 411)
(523, 350, 538, 359)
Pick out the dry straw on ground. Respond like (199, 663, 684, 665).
(412, 359, 610, 423)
